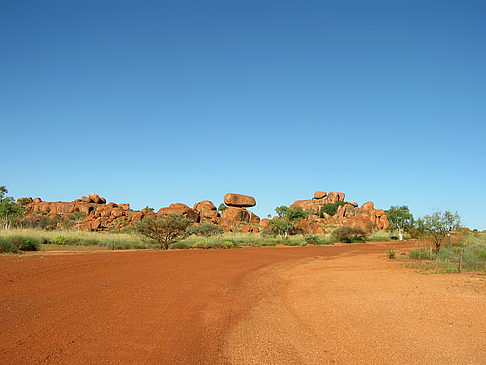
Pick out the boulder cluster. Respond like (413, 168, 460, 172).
(18, 193, 261, 233)
(20, 193, 142, 231)
(18, 190, 389, 234)
(259, 191, 390, 234)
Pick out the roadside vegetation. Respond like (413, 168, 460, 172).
(408, 232, 486, 273)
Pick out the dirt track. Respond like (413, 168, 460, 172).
(0, 243, 484, 364)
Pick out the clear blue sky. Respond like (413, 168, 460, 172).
(1, 1, 485, 229)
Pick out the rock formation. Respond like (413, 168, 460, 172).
(284, 190, 389, 234)
(17, 190, 387, 234)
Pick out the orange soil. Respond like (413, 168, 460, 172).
(0, 242, 484, 364)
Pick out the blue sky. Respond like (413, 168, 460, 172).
(1, 0, 485, 229)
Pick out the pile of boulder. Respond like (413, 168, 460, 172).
(20, 193, 143, 231)
(18, 190, 389, 234)
(18, 192, 261, 233)
(155, 193, 260, 232)
(260, 190, 389, 234)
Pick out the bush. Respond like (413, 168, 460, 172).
(187, 223, 224, 237)
(8, 236, 40, 251)
(387, 249, 396, 259)
(134, 214, 192, 249)
(170, 242, 190, 249)
(51, 235, 69, 245)
(319, 202, 347, 217)
(0, 238, 20, 253)
(191, 241, 225, 249)
(304, 235, 320, 245)
(331, 226, 366, 243)
(223, 240, 237, 249)
(409, 248, 436, 260)
(261, 230, 276, 238)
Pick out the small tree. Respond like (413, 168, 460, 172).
(331, 226, 366, 243)
(217, 203, 227, 214)
(420, 210, 461, 252)
(385, 206, 414, 240)
(134, 213, 192, 249)
(269, 206, 308, 238)
(0, 185, 24, 229)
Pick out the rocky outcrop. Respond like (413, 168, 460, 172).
(285, 190, 390, 234)
(18, 190, 387, 235)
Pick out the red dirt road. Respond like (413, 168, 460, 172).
(0, 243, 484, 364)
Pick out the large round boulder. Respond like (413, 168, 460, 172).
(224, 193, 256, 208)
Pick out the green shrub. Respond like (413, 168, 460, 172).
(187, 223, 224, 237)
(331, 226, 366, 243)
(0, 238, 20, 253)
(387, 249, 396, 259)
(409, 248, 436, 260)
(319, 201, 347, 217)
(8, 236, 40, 251)
(51, 235, 69, 245)
(191, 241, 208, 249)
(261, 230, 276, 238)
(299, 241, 307, 246)
(304, 235, 320, 245)
(223, 240, 237, 249)
(170, 242, 189, 249)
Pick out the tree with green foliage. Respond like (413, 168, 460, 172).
(319, 201, 347, 217)
(419, 210, 461, 251)
(385, 206, 415, 240)
(217, 203, 227, 214)
(269, 206, 308, 238)
(134, 213, 192, 249)
(0, 185, 24, 229)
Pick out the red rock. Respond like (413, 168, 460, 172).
(193, 200, 217, 212)
(361, 201, 374, 211)
(314, 191, 327, 199)
(193, 200, 219, 220)
(81, 196, 91, 203)
(221, 207, 250, 222)
(248, 211, 260, 224)
(217, 218, 237, 232)
(118, 203, 130, 211)
(33, 198, 42, 204)
(260, 218, 271, 230)
(241, 225, 252, 233)
(251, 227, 260, 233)
(110, 208, 124, 218)
(224, 193, 256, 208)
(157, 203, 200, 222)
(90, 219, 101, 230)
(89, 193, 103, 204)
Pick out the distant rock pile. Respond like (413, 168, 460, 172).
(18, 190, 389, 234)
(260, 191, 389, 234)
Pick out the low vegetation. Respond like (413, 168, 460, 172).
(408, 233, 486, 273)
(331, 226, 366, 243)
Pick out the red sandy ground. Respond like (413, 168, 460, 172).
(0, 242, 484, 364)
